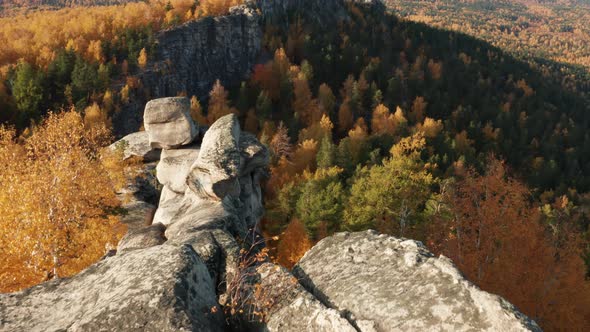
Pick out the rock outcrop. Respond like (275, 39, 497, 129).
(111, 0, 376, 137)
(187, 114, 242, 201)
(257, 263, 358, 332)
(144, 97, 199, 149)
(156, 144, 201, 193)
(0, 244, 224, 332)
(0, 98, 269, 332)
(113, 6, 261, 136)
(287, 231, 541, 332)
(1, 96, 540, 332)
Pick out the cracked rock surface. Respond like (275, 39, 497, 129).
(290, 231, 541, 332)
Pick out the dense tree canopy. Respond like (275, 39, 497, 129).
(2, 1, 590, 330)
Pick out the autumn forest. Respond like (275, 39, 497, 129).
(1, 0, 590, 330)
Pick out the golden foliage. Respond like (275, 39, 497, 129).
(348, 118, 368, 142)
(0, 111, 126, 292)
(276, 218, 312, 269)
(207, 80, 238, 124)
(417, 117, 443, 138)
(516, 79, 535, 97)
(428, 158, 590, 331)
(83, 102, 111, 132)
(371, 103, 399, 136)
(120, 84, 130, 103)
(137, 48, 148, 70)
(0, 0, 243, 68)
(200, 0, 241, 17)
(390, 132, 426, 159)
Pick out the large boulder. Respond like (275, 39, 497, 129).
(156, 144, 201, 193)
(0, 245, 224, 332)
(143, 97, 198, 149)
(291, 231, 541, 332)
(187, 114, 242, 200)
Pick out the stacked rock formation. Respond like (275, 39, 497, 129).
(0, 97, 270, 331)
(0, 97, 540, 331)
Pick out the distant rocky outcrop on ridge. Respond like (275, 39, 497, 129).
(113, 5, 261, 135)
(112, 0, 384, 136)
(0, 97, 541, 332)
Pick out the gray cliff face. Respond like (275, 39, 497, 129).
(111, 0, 372, 137)
(113, 7, 262, 136)
(142, 7, 261, 99)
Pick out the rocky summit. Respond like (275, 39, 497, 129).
(0, 97, 541, 332)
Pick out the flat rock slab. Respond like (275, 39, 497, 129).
(108, 131, 161, 162)
(293, 231, 541, 332)
(0, 245, 224, 332)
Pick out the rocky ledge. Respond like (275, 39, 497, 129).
(0, 97, 540, 331)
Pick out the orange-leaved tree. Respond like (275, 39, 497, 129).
(429, 158, 590, 331)
(0, 111, 126, 292)
(276, 218, 313, 269)
(207, 80, 238, 124)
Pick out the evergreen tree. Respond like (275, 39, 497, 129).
(295, 168, 345, 236)
(255, 90, 272, 120)
(71, 56, 98, 107)
(344, 134, 435, 236)
(11, 61, 45, 124)
(317, 135, 335, 169)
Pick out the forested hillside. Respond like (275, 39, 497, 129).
(2, 0, 590, 330)
(0, 0, 139, 17)
(385, 0, 590, 94)
(0, 0, 242, 127)
(226, 3, 590, 329)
